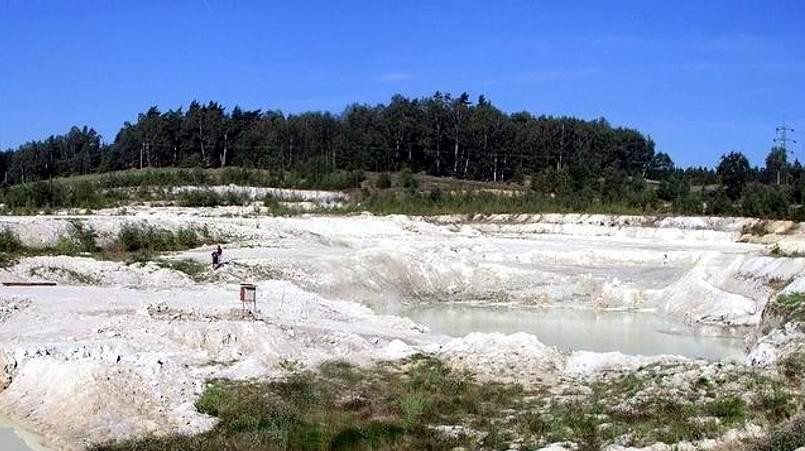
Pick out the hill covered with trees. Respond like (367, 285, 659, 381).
(0, 92, 802, 219)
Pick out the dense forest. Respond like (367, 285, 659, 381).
(0, 92, 803, 219)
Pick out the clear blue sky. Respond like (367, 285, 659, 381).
(1, 0, 803, 168)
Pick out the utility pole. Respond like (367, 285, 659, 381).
(773, 124, 797, 185)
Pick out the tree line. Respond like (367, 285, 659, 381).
(0, 92, 802, 219)
(0, 93, 664, 185)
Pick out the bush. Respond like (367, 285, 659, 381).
(0, 228, 24, 267)
(263, 196, 295, 216)
(0, 228, 23, 253)
(398, 168, 418, 192)
(375, 173, 392, 189)
(66, 221, 99, 253)
(741, 183, 790, 219)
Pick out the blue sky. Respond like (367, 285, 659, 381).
(0, 0, 803, 168)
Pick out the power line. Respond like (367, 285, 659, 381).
(774, 123, 797, 153)
(772, 123, 797, 185)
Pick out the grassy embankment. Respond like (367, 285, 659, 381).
(0, 167, 667, 217)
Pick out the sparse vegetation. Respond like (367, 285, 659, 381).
(0, 222, 215, 271)
(91, 357, 803, 451)
(763, 292, 805, 333)
(116, 224, 211, 253)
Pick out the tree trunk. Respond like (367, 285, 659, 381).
(220, 132, 228, 167)
(435, 123, 441, 174)
(198, 124, 206, 165)
(453, 138, 459, 176)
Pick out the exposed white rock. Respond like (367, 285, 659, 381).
(1, 210, 804, 449)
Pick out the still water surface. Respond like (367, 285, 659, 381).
(0, 415, 49, 451)
(405, 304, 746, 361)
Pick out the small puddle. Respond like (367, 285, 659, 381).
(0, 416, 48, 451)
(405, 304, 746, 361)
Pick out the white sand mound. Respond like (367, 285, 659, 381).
(7, 256, 191, 287)
(436, 332, 564, 384)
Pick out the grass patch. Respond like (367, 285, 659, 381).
(91, 355, 522, 451)
(155, 258, 208, 279)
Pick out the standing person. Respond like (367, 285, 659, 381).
(211, 248, 220, 270)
